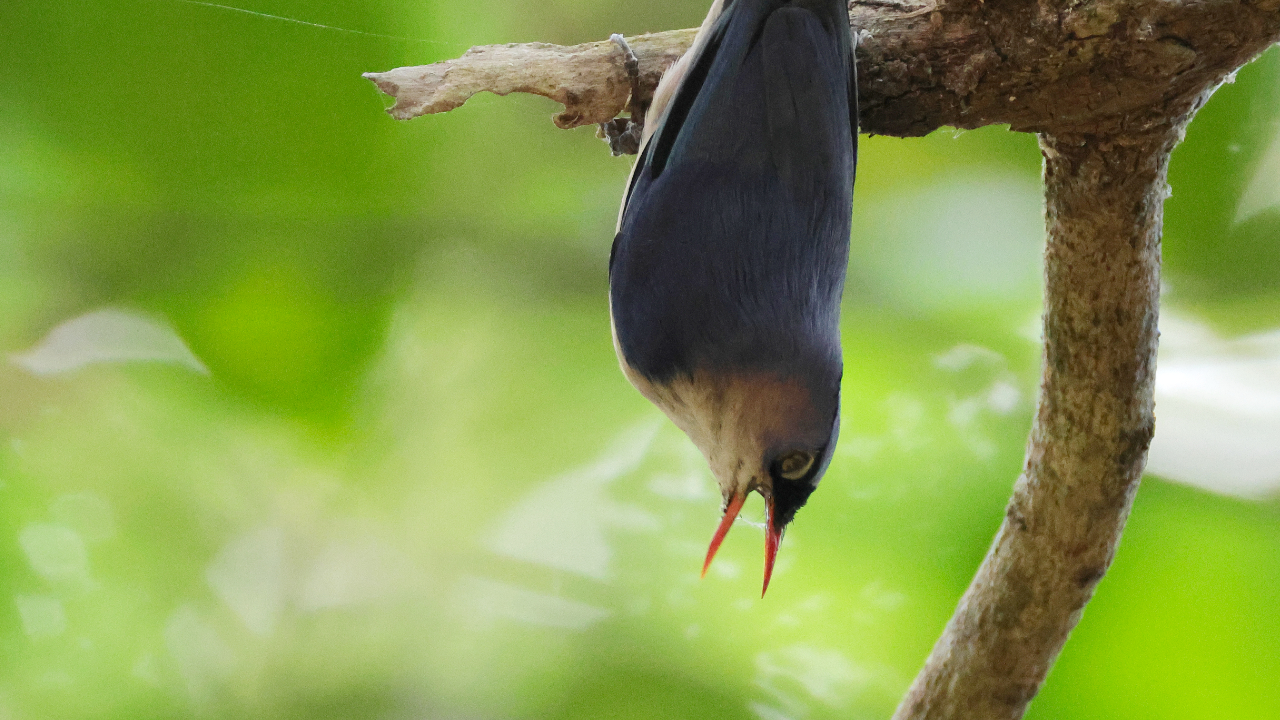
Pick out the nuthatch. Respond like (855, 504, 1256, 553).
(609, 0, 857, 595)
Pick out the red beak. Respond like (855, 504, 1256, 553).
(701, 492, 746, 578)
(762, 496, 781, 597)
(700, 492, 784, 598)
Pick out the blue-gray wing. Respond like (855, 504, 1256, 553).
(610, 0, 857, 381)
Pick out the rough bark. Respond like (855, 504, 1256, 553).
(891, 128, 1174, 720)
(365, 0, 1280, 139)
(363, 1, 1280, 718)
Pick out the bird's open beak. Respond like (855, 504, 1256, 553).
(701, 491, 745, 578)
(700, 491, 784, 597)
(763, 495, 781, 597)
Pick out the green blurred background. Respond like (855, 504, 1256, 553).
(2, 2, 1278, 718)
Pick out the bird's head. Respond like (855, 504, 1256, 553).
(622, 362, 840, 596)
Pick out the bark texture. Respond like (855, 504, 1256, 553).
(891, 128, 1174, 720)
(366, 0, 1280, 139)
(851, 0, 1280, 136)
(363, 1, 1280, 718)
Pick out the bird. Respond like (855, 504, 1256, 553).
(608, 0, 857, 596)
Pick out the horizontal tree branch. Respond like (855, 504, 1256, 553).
(365, 0, 1280, 138)
(365, 30, 695, 128)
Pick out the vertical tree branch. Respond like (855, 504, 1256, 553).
(892, 127, 1177, 720)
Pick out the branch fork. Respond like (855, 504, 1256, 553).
(363, 2, 1280, 718)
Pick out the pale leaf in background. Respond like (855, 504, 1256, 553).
(1148, 315, 1280, 499)
(10, 308, 208, 376)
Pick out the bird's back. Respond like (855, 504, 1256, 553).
(610, 0, 857, 385)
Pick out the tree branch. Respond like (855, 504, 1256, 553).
(363, 1, 1280, 718)
(892, 127, 1173, 720)
(364, 30, 695, 128)
(365, 0, 1280, 138)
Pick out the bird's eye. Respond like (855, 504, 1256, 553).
(775, 450, 815, 481)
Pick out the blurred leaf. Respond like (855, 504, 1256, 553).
(10, 308, 207, 376)
(1234, 122, 1280, 223)
(1165, 46, 1280, 300)
(1146, 314, 1280, 499)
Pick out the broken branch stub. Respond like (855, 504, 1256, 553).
(363, 30, 695, 129)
